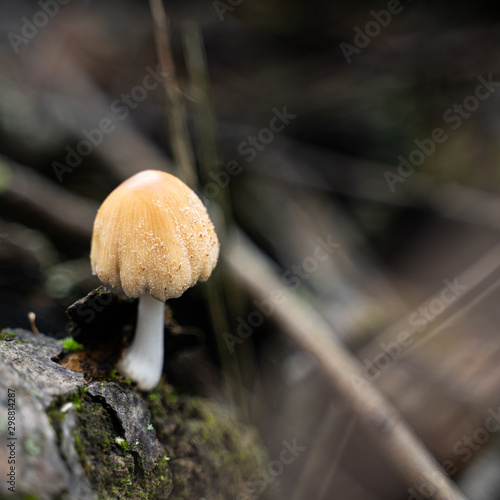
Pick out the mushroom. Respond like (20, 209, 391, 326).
(90, 170, 219, 390)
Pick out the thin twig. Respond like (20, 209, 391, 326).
(318, 416, 358, 500)
(291, 406, 356, 500)
(358, 243, 500, 367)
(0, 156, 97, 252)
(182, 24, 220, 191)
(149, 0, 198, 189)
(226, 230, 468, 500)
(181, 22, 250, 411)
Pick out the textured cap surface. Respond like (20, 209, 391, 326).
(90, 170, 219, 301)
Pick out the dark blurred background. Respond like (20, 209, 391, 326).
(2, 1, 500, 499)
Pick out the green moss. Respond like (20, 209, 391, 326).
(115, 437, 130, 452)
(147, 393, 160, 403)
(0, 329, 16, 341)
(47, 406, 67, 427)
(157, 456, 170, 467)
(73, 393, 172, 500)
(145, 384, 268, 500)
(102, 370, 134, 388)
(45, 380, 265, 499)
(68, 393, 84, 410)
(59, 337, 84, 353)
(167, 393, 179, 404)
(73, 430, 83, 457)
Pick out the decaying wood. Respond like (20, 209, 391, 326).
(0, 327, 267, 500)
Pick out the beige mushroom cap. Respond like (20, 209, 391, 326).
(90, 170, 219, 302)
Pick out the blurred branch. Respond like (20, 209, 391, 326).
(0, 157, 96, 254)
(231, 156, 404, 342)
(318, 417, 360, 500)
(181, 22, 250, 410)
(358, 242, 500, 368)
(149, 0, 198, 189)
(458, 442, 500, 500)
(291, 407, 357, 500)
(246, 137, 500, 232)
(182, 23, 220, 188)
(182, 22, 233, 218)
(226, 230, 468, 500)
(12, 27, 175, 183)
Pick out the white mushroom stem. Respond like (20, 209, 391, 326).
(117, 292, 165, 391)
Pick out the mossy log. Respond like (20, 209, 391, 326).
(0, 329, 266, 500)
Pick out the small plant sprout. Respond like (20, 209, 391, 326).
(28, 311, 39, 334)
(61, 337, 84, 353)
(90, 170, 219, 391)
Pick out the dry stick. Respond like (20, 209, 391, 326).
(181, 23, 249, 410)
(291, 406, 357, 500)
(149, 0, 198, 189)
(226, 231, 468, 500)
(181, 23, 222, 196)
(181, 22, 234, 222)
(318, 416, 359, 500)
